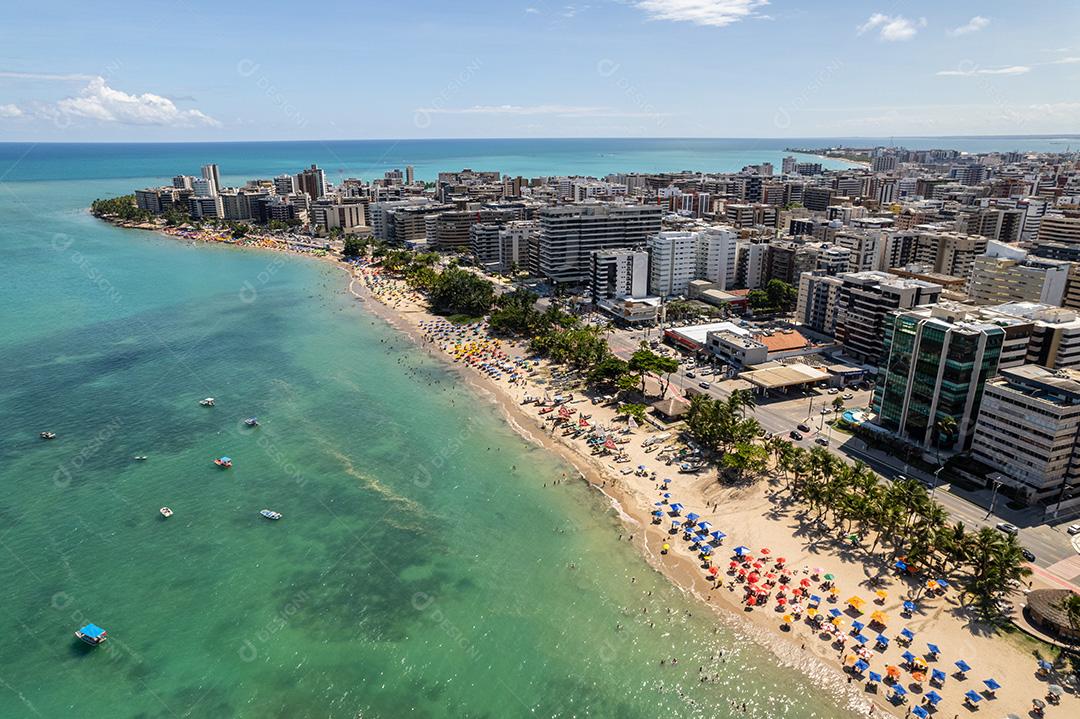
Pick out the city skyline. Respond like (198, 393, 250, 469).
(1, 0, 1079, 142)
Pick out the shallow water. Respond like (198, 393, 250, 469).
(0, 141, 881, 718)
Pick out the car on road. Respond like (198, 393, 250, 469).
(1067, 523, 1080, 535)
(684, 371, 695, 378)
(842, 393, 853, 400)
(797, 423, 811, 433)
(789, 430, 803, 440)
(698, 381, 711, 390)
(827, 388, 839, 395)
(1021, 548, 1036, 562)
(820, 408, 829, 415)
(816, 437, 830, 446)
(995, 522, 1019, 536)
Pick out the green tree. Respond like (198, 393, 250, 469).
(342, 236, 366, 258)
(1057, 592, 1080, 633)
(587, 356, 630, 391)
(721, 443, 769, 484)
(428, 267, 495, 317)
(765, 279, 798, 312)
(747, 289, 771, 311)
(489, 289, 542, 336)
(618, 403, 647, 423)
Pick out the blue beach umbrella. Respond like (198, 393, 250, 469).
(925, 690, 942, 705)
(955, 659, 971, 673)
(876, 634, 889, 647)
(894, 560, 907, 571)
(734, 546, 750, 556)
(686, 512, 701, 523)
(931, 668, 946, 684)
(892, 684, 907, 697)
(809, 594, 822, 605)
(829, 608, 842, 618)
(710, 531, 726, 542)
(662, 493, 671, 499)
(854, 659, 869, 673)
(671, 521, 682, 530)
(652, 510, 663, 517)
(936, 579, 949, 588)
(903, 600, 916, 612)
(868, 671, 882, 684)
(855, 633, 869, 645)
(697, 521, 712, 532)
(852, 620, 865, 632)
(901, 650, 916, 664)
(911, 706, 928, 719)
(964, 690, 982, 704)
(926, 642, 941, 656)
(670, 503, 684, 514)
(1038, 659, 1053, 671)
(983, 678, 1001, 691)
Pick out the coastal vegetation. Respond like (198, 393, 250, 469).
(748, 279, 798, 313)
(90, 195, 154, 223)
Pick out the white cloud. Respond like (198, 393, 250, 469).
(937, 65, 1031, 77)
(857, 13, 925, 41)
(524, 6, 539, 13)
(1049, 56, 1080, 64)
(0, 103, 23, 117)
(0, 70, 96, 82)
(948, 16, 989, 36)
(53, 77, 219, 127)
(634, 0, 769, 28)
(415, 104, 668, 118)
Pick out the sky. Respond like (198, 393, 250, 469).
(1, 0, 1078, 142)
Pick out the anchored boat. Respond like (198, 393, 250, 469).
(74, 624, 108, 646)
(199, 397, 216, 407)
(259, 509, 282, 520)
(214, 456, 233, 468)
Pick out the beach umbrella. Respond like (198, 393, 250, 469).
(670, 503, 684, 513)
(876, 634, 889, 647)
(903, 600, 916, 613)
(900, 628, 915, 642)
(782, 614, 793, 623)
(745, 597, 756, 607)
(775, 557, 786, 565)
(709, 566, 719, 576)
(809, 593, 821, 604)
(911, 706, 928, 719)
(729, 560, 739, 569)
(711, 531, 726, 541)
(671, 521, 682, 530)
(812, 567, 824, 576)
(1037, 659, 1053, 671)
(806, 607, 818, 617)
(662, 543, 670, 552)
(855, 633, 869, 645)
(800, 578, 812, 587)
(925, 579, 938, 590)
(845, 654, 858, 666)
(829, 587, 839, 595)
(868, 671, 882, 684)
(983, 678, 1000, 692)
(875, 589, 888, 600)
(831, 617, 844, 627)
(662, 492, 671, 499)
(931, 668, 946, 684)
(901, 650, 916, 664)
(847, 596, 865, 608)
(963, 690, 982, 704)
(777, 584, 789, 593)
(652, 510, 664, 517)
(852, 620, 865, 632)
(734, 546, 750, 556)
(911, 671, 925, 683)
(686, 512, 700, 523)
(748, 572, 760, 584)
(894, 560, 907, 571)
(892, 684, 907, 697)
(777, 597, 787, 605)
(824, 573, 835, 581)
(752, 561, 764, 569)
(760, 548, 771, 555)
(870, 610, 887, 624)
(885, 665, 901, 678)
(926, 642, 940, 657)
(955, 659, 971, 673)
(923, 690, 942, 705)
(738, 568, 747, 577)
(792, 588, 803, 596)
(829, 608, 842, 618)
(1047, 684, 1063, 697)
(936, 579, 949, 589)
(854, 659, 869, 673)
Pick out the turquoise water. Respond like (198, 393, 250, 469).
(3, 136, 1049, 718)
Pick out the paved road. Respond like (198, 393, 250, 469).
(606, 329, 1080, 575)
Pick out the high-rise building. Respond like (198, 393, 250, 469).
(873, 307, 1010, 449)
(536, 202, 662, 284)
(405, 166, 415, 185)
(968, 255, 1070, 306)
(694, 227, 738, 290)
(1037, 212, 1080, 247)
(200, 164, 220, 196)
(735, 241, 767, 290)
(590, 248, 649, 301)
(273, 174, 297, 195)
(647, 231, 697, 297)
(834, 271, 943, 365)
(296, 164, 327, 200)
(782, 156, 797, 175)
(970, 364, 1080, 506)
(988, 303, 1080, 370)
(796, 271, 843, 335)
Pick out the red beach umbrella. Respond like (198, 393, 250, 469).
(778, 597, 787, 605)
(746, 597, 756, 607)
(800, 578, 812, 587)
(748, 573, 760, 584)
(760, 548, 771, 555)
(792, 588, 803, 596)
(729, 560, 739, 569)
(709, 566, 719, 575)
(753, 561, 763, 569)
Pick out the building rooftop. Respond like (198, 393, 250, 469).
(755, 329, 809, 353)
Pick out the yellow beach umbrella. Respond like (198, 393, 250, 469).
(875, 589, 888, 600)
(845, 654, 857, 665)
(807, 607, 818, 617)
(847, 596, 865, 608)
(829, 586, 839, 595)
(782, 614, 793, 623)
(831, 617, 844, 627)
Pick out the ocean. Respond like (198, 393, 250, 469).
(0, 137, 1055, 718)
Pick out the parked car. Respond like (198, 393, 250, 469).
(685, 371, 695, 378)
(820, 407, 830, 415)
(842, 393, 853, 400)
(1021, 548, 1036, 562)
(1067, 524, 1080, 535)
(789, 430, 803, 440)
(698, 381, 711, 390)
(996, 522, 1019, 536)
(816, 437, 830, 446)
(797, 423, 811, 433)
(827, 388, 839, 395)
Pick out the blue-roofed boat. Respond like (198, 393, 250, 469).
(214, 456, 232, 468)
(74, 623, 107, 646)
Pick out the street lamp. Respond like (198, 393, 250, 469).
(985, 478, 1003, 520)
(930, 464, 944, 500)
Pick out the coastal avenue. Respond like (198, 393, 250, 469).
(604, 327, 1080, 580)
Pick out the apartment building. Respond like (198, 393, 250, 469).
(536, 202, 662, 284)
(834, 271, 943, 365)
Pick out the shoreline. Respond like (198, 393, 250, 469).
(102, 215, 1075, 719)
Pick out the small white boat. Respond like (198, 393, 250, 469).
(159, 507, 173, 518)
(133, 456, 147, 461)
(244, 417, 259, 427)
(259, 509, 282, 520)
(199, 397, 216, 407)
(40, 431, 56, 440)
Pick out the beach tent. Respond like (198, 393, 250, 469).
(964, 690, 982, 704)
(911, 706, 928, 719)
(930, 668, 946, 684)
(924, 690, 942, 705)
(926, 642, 940, 657)
(955, 659, 971, 674)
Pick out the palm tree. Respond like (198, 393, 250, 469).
(1057, 592, 1080, 633)
(934, 414, 958, 451)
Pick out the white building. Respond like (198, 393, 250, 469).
(647, 231, 697, 297)
(694, 227, 738, 290)
(590, 248, 649, 301)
